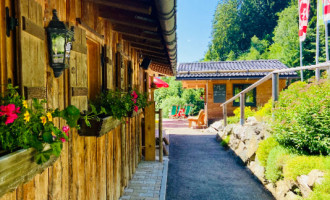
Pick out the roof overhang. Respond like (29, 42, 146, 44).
(94, 0, 177, 76)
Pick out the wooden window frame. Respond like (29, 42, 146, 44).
(232, 84, 256, 107)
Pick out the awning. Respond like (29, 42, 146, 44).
(153, 77, 169, 88)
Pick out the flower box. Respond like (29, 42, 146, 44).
(78, 116, 121, 137)
(0, 148, 57, 197)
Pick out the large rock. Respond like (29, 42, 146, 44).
(232, 125, 245, 139)
(248, 161, 265, 183)
(229, 135, 240, 149)
(285, 191, 300, 200)
(297, 175, 312, 198)
(276, 180, 294, 199)
(209, 120, 224, 131)
(246, 116, 258, 126)
(307, 169, 325, 187)
(235, 142, 248, 163)
(265, 183, 276, 197)
(245, 137, 259, 160)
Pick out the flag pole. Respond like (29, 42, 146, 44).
(300, 41, 303, 81)
(316, 0, 320, 81)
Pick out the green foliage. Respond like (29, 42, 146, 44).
(0, 84, 80, 164)
(227, 106, 255, 124)
(221, 135, 230, 147)
(283, 156, 330, 180)
(273, 80, 330, 155)
(254, 99, 273, 122)
(256, 137, 279, 167)
(204, 0, 290, 61)
(89, 89, 149, 122)
(154, 77, 204, 117)
(265, 145, 293, 182)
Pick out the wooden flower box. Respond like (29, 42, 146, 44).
(78, 116, 121, 137)
(0, 148, 57, 197)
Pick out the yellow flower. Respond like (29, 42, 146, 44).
(51, 132, 56, 137)
(40, 116, 47, 125)
(46, 112, 53, 122)
(24, 111, 30, 122)
(23, 100, 28, 108)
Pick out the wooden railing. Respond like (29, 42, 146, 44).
(220, 62, 330, 126)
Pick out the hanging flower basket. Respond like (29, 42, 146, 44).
(78, 116, 121, 137)
(0, 148, 57, 197)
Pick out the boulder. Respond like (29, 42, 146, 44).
(248, 161, 265, 183)
(285, 191, 300, 200)
(232, 125, 244, 139)
(297, 175, 312, 198)
(223, 124, 235, 135)
(209, 120, 224, 131)
(265, 183, 276, 196)
(229, 135, 240, 149)
(235, 142, 248, 162)
(276, 180, 294, 199)
(246, 116, 258, 126)
(307, 169, 325, 187)
(244, 137, 259, 161)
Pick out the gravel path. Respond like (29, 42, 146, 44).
(165, 127, 274, 200)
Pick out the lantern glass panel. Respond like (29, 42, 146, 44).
(51, 33, 66, 64)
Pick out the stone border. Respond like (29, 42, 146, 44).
(160, 157, 169, 200)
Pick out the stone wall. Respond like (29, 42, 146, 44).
(209, 118, 325, 200)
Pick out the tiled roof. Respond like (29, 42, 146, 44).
(176, 60, 298, 80)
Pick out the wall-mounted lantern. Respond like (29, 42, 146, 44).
(46, 10, 74, 78)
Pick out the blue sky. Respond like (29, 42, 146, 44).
(177, 0, 219, 63)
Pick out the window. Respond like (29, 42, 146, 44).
(233, 84, 256, 107)
(87, 39, 101, 100)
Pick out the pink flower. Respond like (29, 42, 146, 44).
(131, 98, 137, 104)
(62, 126, 70, 134)
(0, 104, 20, 125)
(60, 138, 66, 142)
(134, 105, 139, 112)
(131, 91, 138, 99)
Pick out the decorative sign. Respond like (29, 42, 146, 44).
(213, 84, 226, 103)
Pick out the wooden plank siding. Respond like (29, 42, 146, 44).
(182, 79, 286, 123)
(0, 0, 150, 199)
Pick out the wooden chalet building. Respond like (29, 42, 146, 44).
(176, 60, 298, 124)
(0, 0, 176, 199)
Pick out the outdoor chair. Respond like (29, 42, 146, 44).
(183, 104, 193, 118)
(169, 105, 178, 119)
(188, 109, 207, 129)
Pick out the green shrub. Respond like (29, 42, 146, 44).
(307, 172, 330, 200)
(254, 99, 273, 122)
(256, 137, 279, 167)
(159, 96, 185, 118)
(265, 145, 292, 182)
(283, 156, 330, 180)
(273, 80, 330, 155)
(221, 135, 230, 147)
(227, 106, 255, 124)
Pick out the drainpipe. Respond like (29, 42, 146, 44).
(154, 0, 177, 75)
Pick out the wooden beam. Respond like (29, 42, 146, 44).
(140, 51, 166, 58)
(91, 0, 152, 15)
(131, 43, 165, 54)
(99, 7, 157, 32)
(112, 25, 161, 42)
(122, 35, 164, 50)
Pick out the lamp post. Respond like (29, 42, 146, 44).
(46, 9, 74, 78)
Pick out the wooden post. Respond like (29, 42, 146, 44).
(144, 102, 156, 161)
(158, 109, 163, 162)
(223, 105, 227, 127)
(240, 93, 245, 125)
(272, 73, 279, 102)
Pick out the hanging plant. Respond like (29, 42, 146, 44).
(0, 84, 80, 164)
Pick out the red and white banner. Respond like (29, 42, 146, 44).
(299, 0, 310, 42)
(324, 0, 330, 21)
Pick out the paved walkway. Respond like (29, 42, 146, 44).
(165, 120, 274, 200)
(120, 159, 168, 200)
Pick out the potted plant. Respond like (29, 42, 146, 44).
(78, 89, 149, 137)
(0, 84, 80, 196)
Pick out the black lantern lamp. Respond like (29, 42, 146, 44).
(46, 10, 74, 78)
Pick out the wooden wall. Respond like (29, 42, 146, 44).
(206, 79, 286, 122)
(0, 0, 146, 199)
(182, 79, 286, 122)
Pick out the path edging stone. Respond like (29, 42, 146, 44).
(160, 157, 169, 200)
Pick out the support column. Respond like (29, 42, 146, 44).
(240, 93, 245, 126)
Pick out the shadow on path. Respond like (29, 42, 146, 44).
(165, 125, 274, 200)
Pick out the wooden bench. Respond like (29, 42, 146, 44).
(187, 109, 207, 129)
